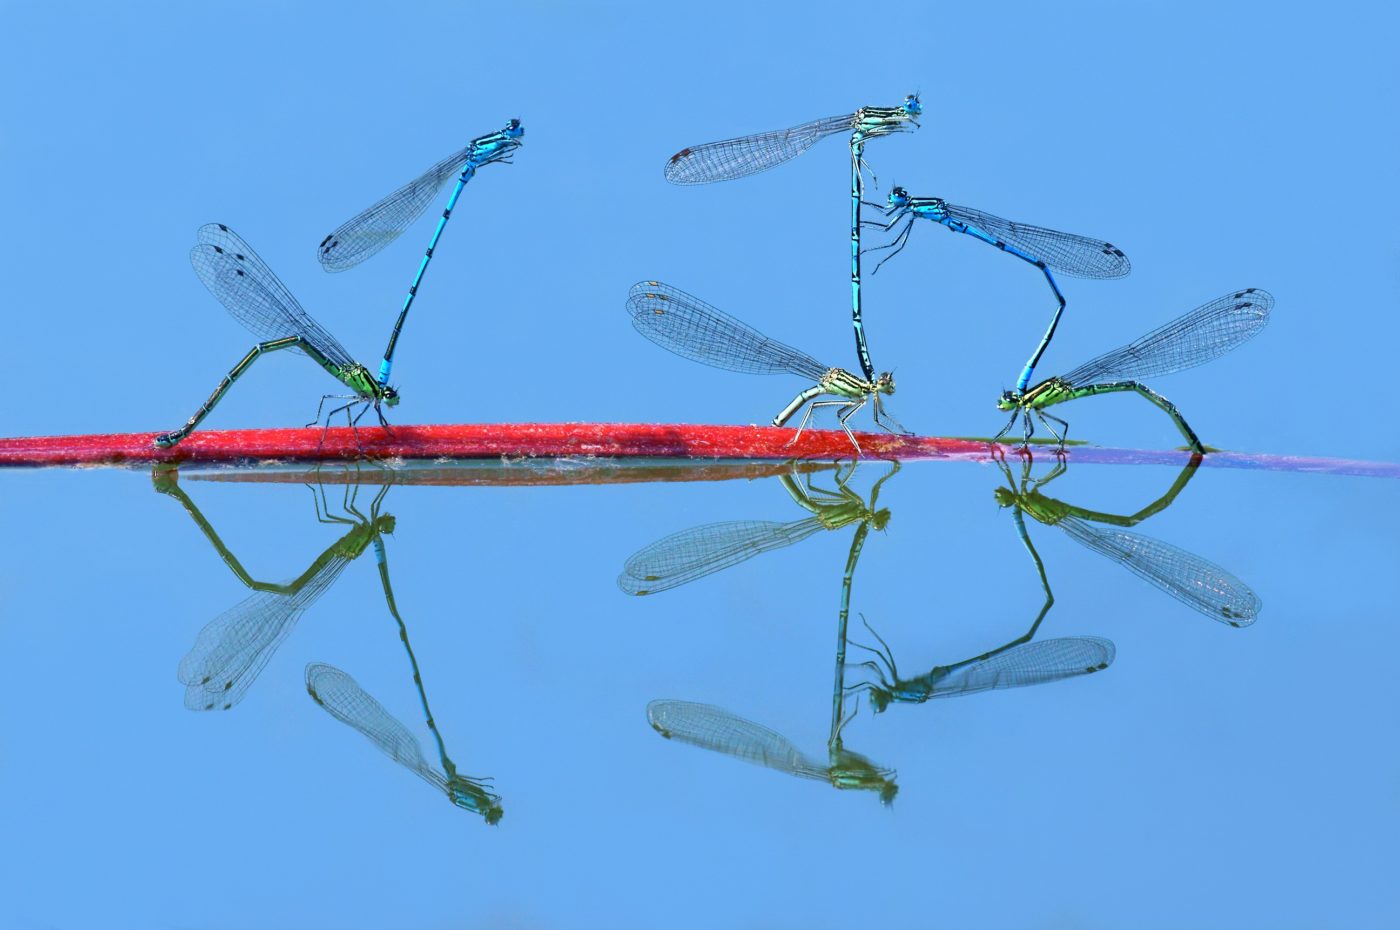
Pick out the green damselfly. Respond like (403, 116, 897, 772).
(848, 502, 1114, 712)
(851, 619, 1115, 714)
(995, 288, 1272, 451)
(646, 699, 897, 803)
(154, 225, 399, 448)
(645, 462, 899, 803)
(158, 468, 500, 819)
(158, 470, 395, 710)
(618, 460, 898, 596)
(627, 281, 904, 454)
(307, 663, 501, 823)
(995, 455, 1261, 626)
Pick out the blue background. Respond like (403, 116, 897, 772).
(2, 1, 1398, 928)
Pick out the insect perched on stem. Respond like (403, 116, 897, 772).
(154, 224, 400, 449)
(994, 288, 1272, 452)
(862, 186, 1130, 391)
(626, 282, 906, 454)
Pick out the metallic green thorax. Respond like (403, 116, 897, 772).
(997, 377, 1204, 452)
(999, 377, 1078, 412)
(334, 361, 398, 405)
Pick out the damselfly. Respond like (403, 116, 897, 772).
(162, 469, 503, 819)
(618, 461, 897, 596)
(626, 281, 904, 454)
(154, 225, 399, 449)
(663, 95, 920, 383)
(996, 455, 1261, 626)
(317, 119, 523, 386)
(863, 186, 1130, 391)
(307, 663, 502, 822)
(848, 498, 1114, 711)
(160, 474, 396, 710)
(646, 700, 898, 804)
(318, 119, 523, 272)
(663, 95, 921, 185)
(852, 617, 1115, 713)
(995, 288, 1272, 451)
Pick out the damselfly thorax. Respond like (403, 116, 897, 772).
(851, 96, 923, 141)
(821, 367, 882, 398)
(335, 363, 399, 405)
(999, 377, 1077, 412)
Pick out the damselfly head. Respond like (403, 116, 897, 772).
(993, 486, 1016, 509)
(875, 372, 896, 395)
(375, 514, 398, 536)
(866, 686, 893, 714)
(888, 187, 911, 209)
(381, 385, 401, 407)
(449, 778, 503, 824)
(996, 390, 1019, 411)
(903, 93, 922, 117)
(871, 507, 892, 533)
(504, 118, 523, 139)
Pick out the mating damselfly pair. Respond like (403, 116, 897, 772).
(655, 93, 1271, 453)
(154, 119, 522, 448)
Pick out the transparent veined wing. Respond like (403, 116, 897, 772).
(178, 554, 349, 711)
(1059, 516, 1261, 625)
(943, 202, 1130, 278)
(664, 113, 853, 184)
(191, 224, 357, 371)
(627, 281, 830, 380)
(647, 700, 827, 781)
(1060, 288, 1272, 387)
(618, 518, 824, 595)
(305, 663, 446, 792)
(316, 145, 472, 272)
(923, 636, 1116, 698)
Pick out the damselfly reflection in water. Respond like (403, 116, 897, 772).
(154, 468, 395, 710)
(849, 502, 1115, 712)
(619, 460, 898, 596)
(995, 454, 1261, 625)
(306, 663, 501, 824)
(647, 458, 899, 802)
(154, 467, 499, 819)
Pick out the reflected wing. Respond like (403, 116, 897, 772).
(1060, 517, 1261, 625)
(618, 518, 823, 595)
(178, 555, 349, 711)
(316, 145, 470, 271)
(928, 636, 1116, 698)
(943, 202, 1130, 278)
(664, 113, 853, 184)
(647, 700, 826, 780)
(305, 663, 444, 790)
